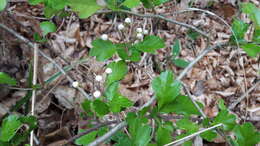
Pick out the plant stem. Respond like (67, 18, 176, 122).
(229, 80, 260, 110)
(95, 9, 209, 38)
(88, 121, 127, 146)
(164, 123, 223, 146)
(64, 120, 119, 145)
(30, 44, 38, 146)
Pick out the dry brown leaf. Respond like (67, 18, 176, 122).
(52, 86, 76, 109)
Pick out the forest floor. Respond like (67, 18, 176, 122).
(0, 0, 259, 145)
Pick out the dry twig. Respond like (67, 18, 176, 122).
(164, 123, 223, 146)
(229, 80, 260, 110)
(30, 44, 38, 146)
(0, 23, 92, 100)
(64, 121, 119, 145)
(95, 9, 209, 38)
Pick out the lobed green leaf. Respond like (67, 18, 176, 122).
(0, 72, 17, 86)
(152, 70, 181, 109)
(0, 115, 22, 142)
(106, 61, 128, 86)
(160, 95, 203, 116)
(90, 39, 117, 61)
(134, 35, 165, 53)
(68, 0, 102, 18)
(233, 122, 260, 146)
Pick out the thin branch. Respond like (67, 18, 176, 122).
(164, 123, 223, 146)
(88, 121, 127, 146)
(30, 44, 38, 146)
(176, 42, 227, 81)
(95, 9, 209, 38)
(0, 23, 92, 100)
(229, 80, 260, 110)
(138, 96, 156, 111)
(182, 84, 207, 118)
(6, 86, 33, 91)
(64, 120, 119, 145)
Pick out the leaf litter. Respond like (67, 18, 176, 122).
(0, 0, 259, 145)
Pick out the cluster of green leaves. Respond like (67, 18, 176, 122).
(231, 2, 260, 57)
(0, 115, 37, 146)
(0, 72, 38, 146)
(77, 81, 133, 145)
(171, 39, 190, 68)
(90, 35, 165, 63)
(76, 70, 260, 146)
(81, 81, 133, 117)
(28, 0, 170, 19)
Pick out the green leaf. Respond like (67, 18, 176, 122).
(173, 59, 189, 68)
(172, 39, 181, 58)
(81, 100, 92, 112)
(126, 113, 148, 138)
(134, 35, 165, 53)
(176, 118, 199, 134)
(0, 0, 6, 11)
(117, 47, 129, 61)
(251, 9, 260, 29)
(140, 0, 169, 8)
(117, 47, 142, 62)
(40, 21, 57, 36)
(106, 0, 121, 10)
(152, 70, 181, 109)
(233, 122, 260, 146)
(152, 0, 169, 6)
(156, 125, 172, 146)
(134, 125, 152, 146)
(160, 95, 203, 116)
(200, 130, 217, 142)
(212, 110, 236, 131)
(97, 127, 108, 137)
(140, 0, 154, 8)
(33, 33, 47, 42)
(90, 39, 117, 61)
(104, 82, 120, 100)
(128, 48, 141, 62)
(68, 0, 102, 18)
(92, 100, 110, 117)
(241, 2, 256, 14)
(19, 116, 37, 131)
(227, 136, 239, 146)
(109, 96, 133, 113)
(45, 0, 67, 10)
(241, 2, 260, 28)
(112, 131, 132, 146)
(218, 99, 227, 111)
(44, 6, 60, 18)
(0, 115, 22, 142)
(106, 61, 128, 86)
(187, 29, 200, 40)
(230, 19, 249, 42)
(75, 130, 97, 145)
(253, 28, 260, 43)
(241, 43, 260, 57)
(123, 0, 140, 8)
(0, 72, 17, 85)
(28, 0, 44, 5)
